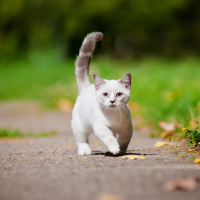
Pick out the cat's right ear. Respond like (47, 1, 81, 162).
(93, 73, 105, 89)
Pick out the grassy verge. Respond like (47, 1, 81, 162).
(0, 52, 199, 132)
(0, 128, 56, 138)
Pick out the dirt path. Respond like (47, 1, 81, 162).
(0, 102, 199, 200)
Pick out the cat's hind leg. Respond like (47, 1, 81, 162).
(71, 119, 91, 155)
(118, 128, 133, 155)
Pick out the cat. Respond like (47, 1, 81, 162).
(71, 32, 133, 155)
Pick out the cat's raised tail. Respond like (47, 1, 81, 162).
(75, 32, 103, 94)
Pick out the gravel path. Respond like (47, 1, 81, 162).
(0, 102, 199, 200)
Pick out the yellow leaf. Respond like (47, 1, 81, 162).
(98, 194, 124, 200)
(121, 155, 145, 160)
(57, 99, 73, 112)
(187, 149, 195, 152)
(194, 159, 200, 164)
(154, 141, 171, 147)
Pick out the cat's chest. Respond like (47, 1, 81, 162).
(106, 114, 127, 131)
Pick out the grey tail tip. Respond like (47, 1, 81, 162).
(90, 32, 103, 41)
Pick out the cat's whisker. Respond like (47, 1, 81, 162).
(115, 107, 118, 118)
(117, 106, 122, 122)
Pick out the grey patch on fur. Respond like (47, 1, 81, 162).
(75, 32, 103, 94)
(76, 55, 91, 68)
(81, 33, 103, 53)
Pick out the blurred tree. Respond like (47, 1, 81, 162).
(0, 0, 199, 61)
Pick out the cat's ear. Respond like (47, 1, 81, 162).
(93, 73, 105, 89)
(118, 73, 131, 89)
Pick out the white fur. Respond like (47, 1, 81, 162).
(71, 79, 133, 155)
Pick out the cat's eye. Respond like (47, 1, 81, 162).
(116, 92, 122, 97)
(103, 93, 109, 97)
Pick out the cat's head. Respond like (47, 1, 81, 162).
(93, 73, 131, 109)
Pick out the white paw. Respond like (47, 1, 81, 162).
(109, 145, 120, 155)
(78, 147, 92, 155)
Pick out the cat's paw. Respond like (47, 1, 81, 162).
(78, 147, 92, 155)
(78, 143, 92, 155)
(109, 145, 120, 155)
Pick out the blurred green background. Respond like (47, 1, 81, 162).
(1, 0, 200, 59)
(0, 0, 200, 131)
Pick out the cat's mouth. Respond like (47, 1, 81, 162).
(109, 105, 116, 108)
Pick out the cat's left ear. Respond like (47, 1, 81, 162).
(118, 73, 131, 89)
(93, 73, 105, 89)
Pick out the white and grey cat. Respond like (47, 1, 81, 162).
(71, 32, 133, 155)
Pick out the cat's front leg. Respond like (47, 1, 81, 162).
(93, 123, 120, 155)
(71, 117, 92, 155)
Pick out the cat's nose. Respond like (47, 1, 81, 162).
(110, 101, 115, 104)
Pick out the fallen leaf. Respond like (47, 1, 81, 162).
(164, 177, 198, 192)
(121, 155, 145, 160)
(160, 131, 173, 139)
(190, 120, 198, 128)
(90, 141, 103, 145)
(176, 123, 183, 129)
(57, 99, 73, 112)
(128, 102, 139, 113)
(159, 121, 176, 132)
(98, 194, 124, 200)
(194, 159, 200, 164)
(159, 121, 183, 134)
(187, 149, 195, 152)
(154, 141, 171, 147)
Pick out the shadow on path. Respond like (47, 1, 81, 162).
(92, 150, 156, 157)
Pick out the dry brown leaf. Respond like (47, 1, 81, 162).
(160, 131, 173, 139)
(154, 141, 171, 148)
(57, 99, 74, 112)
(164, 177, 198, 192)
(176, 123, 183, 129)
(128, 102, 139, 113)
(121, 155, 145, 160)
(190, 120, 198, 128)
(194, 159, 200, 164)
(159, 121, 183, 132)
(98, 194, 124, 200)
(159, 121, 176, 132)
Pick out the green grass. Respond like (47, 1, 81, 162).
(0, 51, 200, 131)
(0, 128, 56, 138)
